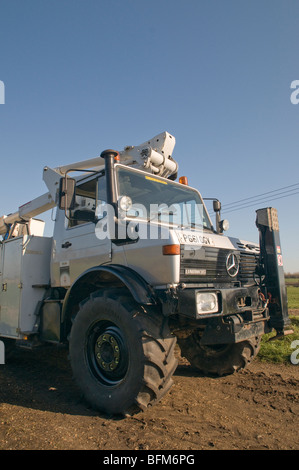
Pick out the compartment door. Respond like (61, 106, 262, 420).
(0, 238, 22, 337)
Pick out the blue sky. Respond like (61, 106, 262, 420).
(0, 0, 298, 272)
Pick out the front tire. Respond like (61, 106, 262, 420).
(69, 290, 177, 416)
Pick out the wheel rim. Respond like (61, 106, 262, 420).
(86, 321, 129, 386)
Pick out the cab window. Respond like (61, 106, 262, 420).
(68, 175, 106, 228)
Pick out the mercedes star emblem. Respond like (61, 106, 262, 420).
(226, 253, 239, 277)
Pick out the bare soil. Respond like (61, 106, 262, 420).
(0, 337, 298, 451)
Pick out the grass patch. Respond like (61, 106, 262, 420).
(257, 285, 299, 364)
(258, 316, 299, 364)
(287, 286, 299, 309)
(285, 275, 299, 286)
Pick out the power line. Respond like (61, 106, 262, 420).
(222, 182, 299, 210)
(221, 189, 299, 215)
(222, 187, 299, 213)
(204, 182, 299, 218)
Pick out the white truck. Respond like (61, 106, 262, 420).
(0, 132, 291, 415)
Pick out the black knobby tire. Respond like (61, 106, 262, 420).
(178, 333, 261, 376)
(69, 289, 178, 416)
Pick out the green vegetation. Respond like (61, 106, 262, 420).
(232, 275, 299, 364)
(284, 272, 299, 280)
(235, 275, 299, 364)
(257, 281, 299, 364)
(258, 316, 299, 364)
(287, 286, 299, 309)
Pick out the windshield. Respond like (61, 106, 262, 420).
(116, 166, 212, 230)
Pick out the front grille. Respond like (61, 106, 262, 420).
(180, 246, 258, 286)
(239, 251, 259, 284)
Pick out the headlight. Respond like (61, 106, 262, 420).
(196, 292, 218, 314)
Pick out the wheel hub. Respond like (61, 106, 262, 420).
(95, 333, 120, 371)
(87, 321, 129, 385)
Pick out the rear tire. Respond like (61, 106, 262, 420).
(69, 289, 177, 416)
(178, 333, 261, 376)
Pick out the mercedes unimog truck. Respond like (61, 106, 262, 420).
(0, 132, 291, 415)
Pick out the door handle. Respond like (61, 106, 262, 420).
(61, 241, 72, 249)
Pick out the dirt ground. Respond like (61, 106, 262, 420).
(0, 313, 298, 451)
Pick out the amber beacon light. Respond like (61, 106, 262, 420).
(179, 176, 188, 185)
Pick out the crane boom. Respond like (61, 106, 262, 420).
(0, 131, 178, 237)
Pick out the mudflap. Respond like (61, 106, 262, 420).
(200, 314, 272, 346)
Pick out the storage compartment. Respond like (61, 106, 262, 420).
(0, 235, 52, 338)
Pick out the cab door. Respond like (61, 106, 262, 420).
(53, 173, 111, 287)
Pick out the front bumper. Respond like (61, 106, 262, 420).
(175, 285, 271, 345)
(177, 285, 263, 319)
(156, 284, 271, 345)
(199, 313, 271, 345)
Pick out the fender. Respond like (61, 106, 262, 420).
(61, 264, 157, 324)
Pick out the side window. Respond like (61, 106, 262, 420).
(96, 174, 107, 219)
(68, 178, 97, 228)
(68, 175, 107, 228)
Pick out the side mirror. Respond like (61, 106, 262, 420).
(212, 199, 228, 234)
(58, 177, 76, 210)
(213, 200, 221, 212)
